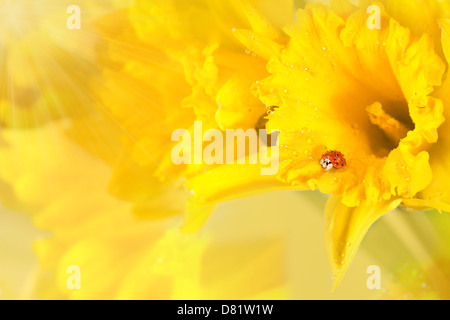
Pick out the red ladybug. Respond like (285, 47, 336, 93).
(320, 151, 347, 171)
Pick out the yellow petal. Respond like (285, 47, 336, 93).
(382, 144, 432, 199)
(325, 195, 402, 290)
(182, 161, 300, 232)
(330, 0, 358, 19)
(417, 19, 450, 208)
(364, 0, 450, 42)
(215, 69, 267, 130)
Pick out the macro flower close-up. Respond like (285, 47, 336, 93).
(1, 0, 450, 302)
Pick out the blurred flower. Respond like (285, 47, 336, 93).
(94, 0, 294, 219)
(0, 0, 302, 300)
(0, 119, 295, 299)
(0, 0, 130, 127)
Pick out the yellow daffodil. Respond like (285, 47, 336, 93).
(178, 0, 450, 289)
